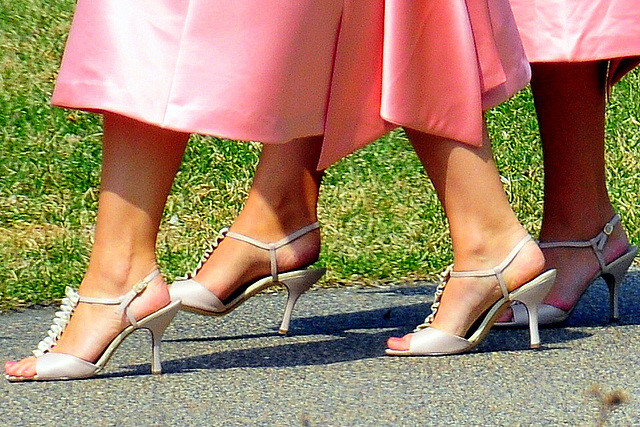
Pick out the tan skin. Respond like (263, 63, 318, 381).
(200, 127, 546, 346)
(387, 130, 545, 350)
(6, 114, 545, 374)
(197, 126, 546, 347)
(498, 61, 631, 324)
(192, 135, 324, 301)
(5, 113, 323, 379)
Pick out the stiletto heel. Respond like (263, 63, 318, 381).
(171, 222, 324, 334)
(143, 300, 182, 374)
(386, 235, 556, 356)
(603, 248, 636, 321)
(278, 268, 325, 334)
(151, 335, 162, 374)
(6, 269, 181, 382)
(508, 277, 555, 348)
(496, 214, 637, 327)
(607, 279, 619, 322)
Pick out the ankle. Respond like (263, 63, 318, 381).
(237, 180, 319, 239)
(232, 203, 319, 242)
(81, 252, 160, 297)
(450, 223, 529, 270)
(541, 213, 630, 254)
(193, 221, 321, 298)
(452, 232, 545, 291)
(540, 208, 617, 242)
(541, 219, 631, 270)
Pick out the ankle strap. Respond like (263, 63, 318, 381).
(538, 214, 619, 270)
(78, 269, 160, 327)
(449, 235, 533, 300)
(225, 222, 319, 282)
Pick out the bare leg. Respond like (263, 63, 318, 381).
(529, 61, 629, 311)
(189, 136, 324, 300)
(5, 113, 189, 378)
(388, 130, 545, 349)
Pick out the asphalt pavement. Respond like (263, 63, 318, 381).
(2, 271, 640, 426)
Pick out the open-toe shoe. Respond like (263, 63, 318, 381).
(386, 235, 556, 356)
(6, 269, 181, 382)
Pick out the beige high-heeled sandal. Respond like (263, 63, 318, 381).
(6, 269, 181, 382)
(496, 214, 637, 327)
(170, 222, 325, 335)
(386, 235, 556, 356)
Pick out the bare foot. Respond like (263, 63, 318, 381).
(5, 271, 170, 379)
(387, 238, 545, 351)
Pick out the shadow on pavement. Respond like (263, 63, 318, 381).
(75, 271, 640, 379)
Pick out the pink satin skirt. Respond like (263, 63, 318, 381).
(509, 0, 640, 84)
(52, 0, 530, 168)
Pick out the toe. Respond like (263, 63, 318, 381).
(5, 359, 23, 376)
(5, 357, 37, 378)
(4, 360, 16, 375)
(387, 334, 413, 351)
(16, 363, 36, 378)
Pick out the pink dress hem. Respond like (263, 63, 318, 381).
(52, 0, 531, 169)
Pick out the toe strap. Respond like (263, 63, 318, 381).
(35, 352, 98, 380)
(408, 327, 471, 355)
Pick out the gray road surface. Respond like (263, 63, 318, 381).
(2, 271, 640, 426)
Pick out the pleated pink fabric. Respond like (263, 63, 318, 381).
(52, 0, 530, 169)
(509, 0, 640, 84)
(320, 0, 530, 168)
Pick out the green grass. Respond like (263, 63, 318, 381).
(2, 1, 640, 310)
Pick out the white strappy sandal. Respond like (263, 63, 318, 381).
(386, 235, 556, 356)
(496, 214, 637, 327)
(6, 269, 181, 382)
(170, 222, 325, 335)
